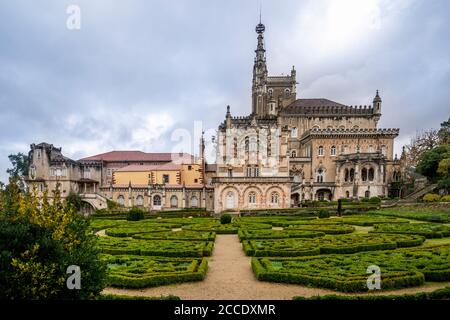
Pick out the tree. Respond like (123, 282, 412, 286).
(65, 191, 82, 212)
(6, 153, 29, 178)
(438, 117, 450, 145)
(403, 129, 440, 168)
(416, 145, 450, 181)
(0, 182, 106, 299)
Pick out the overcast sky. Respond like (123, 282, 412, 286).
(0, 0, 449, 183)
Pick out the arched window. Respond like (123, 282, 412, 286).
(284, 88, 291, 97)
(190, 196, 198, 208)
(250, 137, 257, 152)
(291, 127, 298, 138)
(244, 136, 249, 153)
(291, 150, 297, 158)
(271, 192, 279, 204)
(368, 168, 375, 181)
(345, 191, 350, 198)
(381, 145, 386, 156)
(117, 195, 125, 206)
(368, 145, 374, 153)
(136, 195, 144, 206)
(318, 146, 324, 156)
(153, 195, 161, 206)
(170, 195, 178, 208)
(349, 168, 355, 182)
(268, 89, 273, 97)
(248, 192, 257, 204)
(362, 168, 368, 182)
(331, 146, 336, 156)
(365, 190, 370, 198)
(316, 168, 324, 183)
(344, 168, 349, 182)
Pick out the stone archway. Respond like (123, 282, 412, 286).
(315, 188, 333, 201)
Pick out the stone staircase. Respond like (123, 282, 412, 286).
(79, 193, 109, 210)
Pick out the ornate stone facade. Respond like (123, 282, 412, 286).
(212, 21, 400, 212)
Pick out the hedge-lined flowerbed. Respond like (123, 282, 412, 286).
(371, 223, 450, 238)
(183, 222, 272, 234)
(98, 237, 214, 257)
(105, 225, 175, 237)
(133, 230, 216, 241)
(102, 254, 208, 288)
(369, 205, 450, 223)
(339, 215, 411, 226)
(242, 234, 424, 256)
(252, 245, 450, 292)
(285, 224, 355, 234)
(293, 286, 450, 300)
(238, 229, 325, 241)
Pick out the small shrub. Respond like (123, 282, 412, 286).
(423, 193, 441, 202)
(220, 214, 232, 224)
(368, 196, 381, 204)
(127, 207, 145, 221)
(318, 210, 330, 219)
(441, 195, 450, 202)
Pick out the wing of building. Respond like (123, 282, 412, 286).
(26, 144, 214, 213)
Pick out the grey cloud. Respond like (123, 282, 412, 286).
(0, 0, 449, 182)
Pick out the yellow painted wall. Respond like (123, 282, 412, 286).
(114, 171, 150, 185)
(180, 164, 202, 184)
(114, 169, 181, 185)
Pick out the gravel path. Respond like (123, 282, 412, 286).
(103, 235, 450, 300)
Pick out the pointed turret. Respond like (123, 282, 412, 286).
(373, 90, 382, 115)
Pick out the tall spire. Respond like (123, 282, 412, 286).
(252, 11, 268, 115)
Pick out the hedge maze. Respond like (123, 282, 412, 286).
(102, 254, 208, 288)
(92, 204, 450, 293)
(252, 245, 450, 292)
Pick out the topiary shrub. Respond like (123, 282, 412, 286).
(220, 214, 232, 224)
(127, 207, 145, 221)
(441, 195, 450, 202)
(423, 193, 441, 202)
(318, 209, 330, 219)
(368, 196, 381, 204)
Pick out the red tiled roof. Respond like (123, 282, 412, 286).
(79, 151, 193, 162)
(115, 164, 181, 172)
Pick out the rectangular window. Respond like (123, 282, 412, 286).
(188, 165, 192, 171)
(163, 174, 169, 184)
(83, 169, 91, 179)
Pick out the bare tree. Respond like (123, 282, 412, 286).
(403, 129, 440, 168)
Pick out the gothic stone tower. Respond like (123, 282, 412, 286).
(251, 21, 297, 117)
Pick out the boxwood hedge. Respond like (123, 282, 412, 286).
(371, 223, 450, 238)
(102, 254, 208, 288)
(368, 205, 450, 223)
(242, 234, 425, 256)
(238, 229, 325, 241)
(133, 230, 216, 241)
(98, 237, 214, 257)
(252, 245, 450, 292)
(285, 224, 355, 234)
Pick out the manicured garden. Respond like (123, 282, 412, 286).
(252, 244, 450, 292)
(102, 254, 208, 288)
(91, 203, 450, 295)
